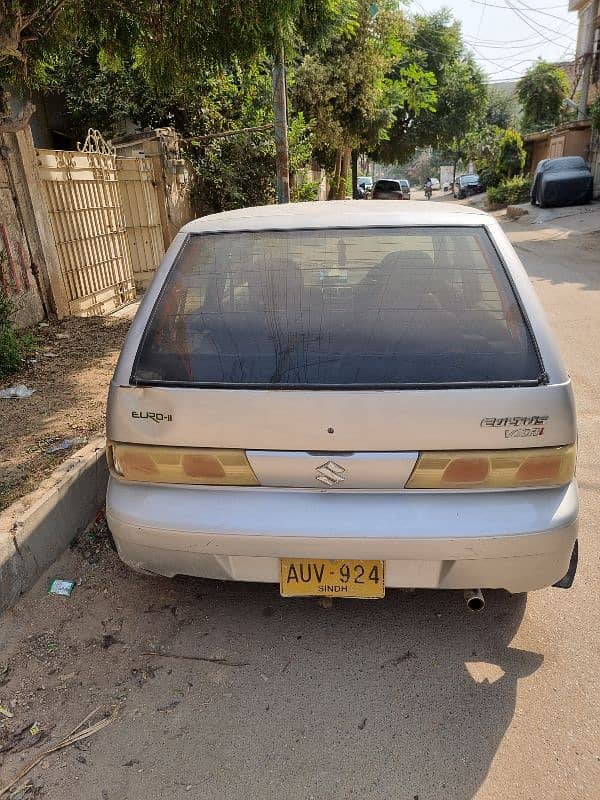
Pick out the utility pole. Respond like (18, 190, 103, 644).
(272, 46, 290, 203)
(578, 0, 599, 120)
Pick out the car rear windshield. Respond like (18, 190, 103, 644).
(375, 180, 401, 191)
(131, 226, 544, 388)
(462, 175, 479, 184)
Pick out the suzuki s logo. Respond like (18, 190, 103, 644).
(315, 461, 346, 486)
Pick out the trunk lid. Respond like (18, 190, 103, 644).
(108, 382, 576, 489)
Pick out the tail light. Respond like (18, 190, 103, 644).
(107, 442, 259, 485)
(406, 445, 576, 490)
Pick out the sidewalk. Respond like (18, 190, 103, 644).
(499, 200, 600, 238)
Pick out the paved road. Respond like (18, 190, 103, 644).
(1, 216, 599, 800)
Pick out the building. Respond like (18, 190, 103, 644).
(570, 0, 600, 104)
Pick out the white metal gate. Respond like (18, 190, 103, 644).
(37, 148, 136, 316)
(117, 157, 164, 289)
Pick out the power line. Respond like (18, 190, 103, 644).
(472, 31, 560, 42)
(468, 0, 577, 25)
(463, 37, 549, 49)
(407, 0, 574, 81)
(503, 0, 576, 43)
(467, 45, 537, 74)
(475, 0, 488, 39)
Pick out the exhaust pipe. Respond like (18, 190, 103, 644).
(464, 588, 485, 612)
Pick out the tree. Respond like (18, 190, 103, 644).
(496, 129, 526, 179)
(375, 10, 487, 164)
(293, 0, 435, 198)
(1, 1, 348, 209)
(485, 85, 518, 129)
(0, 1, 352, 90)
(517, 60, 570, 133)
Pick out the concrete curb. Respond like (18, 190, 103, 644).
(0, 437, 107, 613)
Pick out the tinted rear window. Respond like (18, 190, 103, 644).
(375, 180, 401, 191)
(132, 227, 543, 388)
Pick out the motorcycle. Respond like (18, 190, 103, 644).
(424, 184, 432, 200)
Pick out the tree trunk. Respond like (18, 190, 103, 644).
(351, 149, 359, 199)
(272, 47, 290, 204)
(336, 147, 351, 200)
(330, 150, 342, 200)
(0, 89, 35, 133)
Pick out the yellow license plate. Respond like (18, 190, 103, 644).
(280, 559, 385, 598)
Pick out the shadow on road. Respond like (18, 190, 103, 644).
(512, 233, 600, 293)
(112, 578, 543, 800)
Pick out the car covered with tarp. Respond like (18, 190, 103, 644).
(530, 156, 593, 208)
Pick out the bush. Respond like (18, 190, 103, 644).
(486, 176, 531, 207)
(0, 292, 36, 379)
(496, 129, 526, 180)
(291, 180, 319, 202)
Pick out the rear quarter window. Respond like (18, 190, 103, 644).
(132, 226, 544, 388)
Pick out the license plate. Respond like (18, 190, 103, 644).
(280, 559, 385, 598)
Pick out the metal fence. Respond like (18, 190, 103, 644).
(37, 149, 136, 316)
(117, 157, 164, 290)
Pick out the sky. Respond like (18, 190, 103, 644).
(408, 0, 580, 83)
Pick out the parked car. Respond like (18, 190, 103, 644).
(372, 179, 404, 199)
(358, 176, 373, 192)
(454, 173, 484, 199)
(398, 179, 411, 199)
(530, 156, 593, 208)
(430, 177, 441, 190)
(106, 201, 578, 604)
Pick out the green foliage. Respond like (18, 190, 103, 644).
(293, 0, 436, 197)
(376, 10, 487, 164)
(42, 42, 139, 142)
(184, 64, 276, 213)
(590, 95, 600, 132)
(496, 128, 526, 180)
(517, 61, 570, 133)
(486, 176, 531, 207)
(2, 0, 356, 95)
(0, 292, 35, 378)
(288, 112, 315, 176)
(291, 180, 320, 201)
(454, 126, 525, 189)
(485, 86, 518, 129)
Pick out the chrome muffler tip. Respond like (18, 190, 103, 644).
(464, 588, 485, 612)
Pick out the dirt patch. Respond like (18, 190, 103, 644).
(0, 516, 245, 797)
(0, 314, 133, 511)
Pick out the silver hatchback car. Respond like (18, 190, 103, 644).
(106, 201, 578, 605)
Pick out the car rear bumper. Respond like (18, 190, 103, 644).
(106, 479, 578, 593)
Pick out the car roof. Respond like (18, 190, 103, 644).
(181, 200, 489, 235)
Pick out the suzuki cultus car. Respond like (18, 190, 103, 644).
(106, 201, 578, 607)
